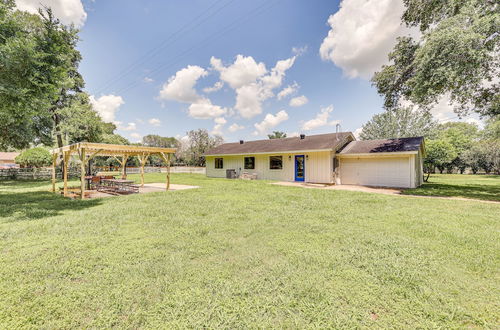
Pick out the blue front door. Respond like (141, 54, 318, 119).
(295, 155, 305, 181)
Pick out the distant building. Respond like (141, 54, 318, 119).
(0, 152, 20, 169)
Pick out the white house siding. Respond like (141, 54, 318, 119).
(339, 155, 414, 188)
(206, 151, 334, 183)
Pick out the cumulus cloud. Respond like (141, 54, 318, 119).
(210, 117, 227, 136)
(203, 81, 223, 93)
(228, 123, 245, 132)
(289, 95, 308, 107)
(90, 94, 125, 123)
(211, 55, 267, 89)
(211, 55, 297, 118)
(277, 82, 299, 100)
(187, 99, 227, 119)
(159, 65, 207, 103)
(302, 105, 339, 131)
(143, 77, 154, 83)
(353, 127, 363, 139)
(253, 110, 289, 136)
(148, 118, 161, 126)
(319, 0, 415, 79)
(16, 0, 87, 27)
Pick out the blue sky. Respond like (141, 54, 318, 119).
(15, 0, 474, 142)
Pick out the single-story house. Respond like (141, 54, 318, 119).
(205, 132, 425, 188)
(0, 152, 20, 169)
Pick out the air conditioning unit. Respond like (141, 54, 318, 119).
(226, 169, 237, 179)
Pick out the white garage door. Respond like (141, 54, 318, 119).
(340, 157, 410, 188)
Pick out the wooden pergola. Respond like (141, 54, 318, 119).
(50, 142, 176, 199)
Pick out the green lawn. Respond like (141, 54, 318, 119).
(403, 174, 500, 202)
(1, 174, 499, 328)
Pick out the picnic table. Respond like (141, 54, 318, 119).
(99, 178, 139, 194)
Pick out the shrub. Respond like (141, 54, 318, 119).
(15, 147, 52, 168)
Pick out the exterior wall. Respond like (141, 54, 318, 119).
(414, 148, 424, 187)
(206, 151, 334, 183)
(338, 154, 414, 188)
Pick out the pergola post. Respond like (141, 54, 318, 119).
(138, 153, 149, 187)
(63, 151, 70, 197)
(121, 154, 129, 179)
(79, 148, 86, 199)
(51, 153, 58, 193)
(167, 153, 171, 191)
(159, 152, 171, 191)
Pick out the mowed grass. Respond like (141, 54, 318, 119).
(0, 174, 499, 328)
(403, 174, 500, 202)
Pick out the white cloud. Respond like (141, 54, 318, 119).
(90, 94, 124, 123)
(130, 132, 142, 142)
(203, 81, 223, 93)
(289, 95, 308, 107)
(288, 132, 300, 137)
(277, 82, 299, 100)
(292, 46, 308, 56)
(211, 117, 227, 136)
(214, 117, 227, 125)
(302, 105, 339, 131)
(253, 110, 289, 136)
(353, 127, 363, 139)
(228, 123, 245, 132)
(159, 65, 207, 103)
(148, 118, 161, 126)
(143, 77, 154, 83)
(319, 0, 416, 79)
(187, 99, 227, 119)
(119, 122, 137, 131)
(16, 0, 87, 27)
(234, 83, 264, 119)
(211, 55, 267, 89)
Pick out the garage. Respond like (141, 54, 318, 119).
(339, 156, 411, 188)
(337, 137, 425, 188)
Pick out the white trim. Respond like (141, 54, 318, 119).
(337, 151, 417, 158)
(205, 149, 333, 157)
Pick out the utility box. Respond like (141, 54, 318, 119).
(226, 169, 237, 179)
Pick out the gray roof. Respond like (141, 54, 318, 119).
(205, 132, 353, 155)
(339, 137, 424, 154)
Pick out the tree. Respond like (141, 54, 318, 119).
(268, 131, 287, 139)
(183, 129, 223, 166)
(435, 122, 479, 173)
(423, 139, 457, 180)
(57, 93, 105, 144)
(0, 4, 85, 149)
(372, 0, 499, 117)
(359, 107, 437, 140)
(15, 147, 52, 168)
(142, 135, 179, 148)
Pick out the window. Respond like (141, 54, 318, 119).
(269, 156, 283, 170)
(215, 158, 223, 169)
(244, 157, 255, 170)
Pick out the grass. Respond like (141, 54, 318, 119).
(403, 174, 500, 202)
(1, 173, 499, 328)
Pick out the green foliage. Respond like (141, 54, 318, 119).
(142, 135, 178, 148)
(14, 147, 51, 168)
(0, 4, 84, 149)
(267, 131, 287, 139)
(424, 139, 457, 176)
(0, 173, 499, 327)
(57, 93, 105, 144)
(359, 107, 437, 140)
(179, 129, 223, 166)
(101, 133, 129, 145)
(373, 0, 499, 117)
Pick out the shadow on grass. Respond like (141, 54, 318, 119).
(0, 191, 102, 222)
(403, 183, 500, 202)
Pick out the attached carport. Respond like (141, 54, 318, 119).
(336, 137, 425, 189)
